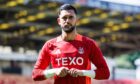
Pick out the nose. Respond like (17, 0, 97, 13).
(65, 18, 70, 23)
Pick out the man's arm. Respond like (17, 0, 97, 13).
(43, 67, 69, 78)
(89, 40, 110, 79)
(32, 42, 50, 81)
(32, 42, 69, 81)
(68, 68, 96, 78)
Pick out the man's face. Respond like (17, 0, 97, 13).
(57, 10, 77, 33)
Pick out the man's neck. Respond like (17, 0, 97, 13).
(61, 30, 77, 41)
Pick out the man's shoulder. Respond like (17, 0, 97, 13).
(43, 37, 57, 46)
(81, 35, 95, 42)
(47, 37, 57, 43)
(81, 35, 99, 47)
(43, 37, 57, 48)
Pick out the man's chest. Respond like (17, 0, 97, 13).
(49, 41, 90, 68)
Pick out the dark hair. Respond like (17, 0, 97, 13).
(58, 4, 77, 15)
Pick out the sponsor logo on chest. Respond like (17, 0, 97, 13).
(56, 57, 84, 66)
(53, 47, 85, 66)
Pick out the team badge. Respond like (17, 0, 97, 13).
(78, 47, 84, 54)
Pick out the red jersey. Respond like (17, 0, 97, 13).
(32, 34, 110, 84)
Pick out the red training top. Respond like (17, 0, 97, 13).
(32, 34, 110, 84)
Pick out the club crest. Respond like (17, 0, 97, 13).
(78, 47, 84, 54)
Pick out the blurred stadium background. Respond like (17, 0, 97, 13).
(0, 0, 140, 84)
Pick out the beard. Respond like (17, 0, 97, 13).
(61, 23, 76, 33)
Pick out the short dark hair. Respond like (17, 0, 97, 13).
(58, 4, 77, 15)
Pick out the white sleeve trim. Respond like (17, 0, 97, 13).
(43, 68, 58, 78)
(81, 70, 96, 78)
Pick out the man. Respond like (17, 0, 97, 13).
(32, 4, 110, 84)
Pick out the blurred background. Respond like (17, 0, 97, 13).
(0, 0, 140, 84)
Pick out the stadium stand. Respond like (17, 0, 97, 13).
(0, 0, 140, 84)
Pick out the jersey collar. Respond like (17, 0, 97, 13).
(56, 34, 82, 42)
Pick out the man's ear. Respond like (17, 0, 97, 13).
(57, 18, 60, 25)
